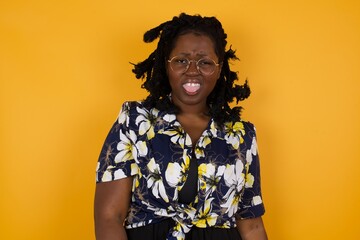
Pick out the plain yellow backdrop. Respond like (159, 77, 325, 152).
(1, 0, 360, 239)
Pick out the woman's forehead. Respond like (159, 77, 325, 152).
(170, 33, 216, 56)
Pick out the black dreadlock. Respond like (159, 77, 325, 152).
(132, 13, 251, 126)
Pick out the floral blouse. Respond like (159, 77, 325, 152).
(96, 101, 265, 240)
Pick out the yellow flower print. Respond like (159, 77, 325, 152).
(195, 135, 212, 158)
(198, 163, 225, 198)
(194, 198, 218, 228)
(233, 122, 244, 132)
(198, 163, 215, 177)
(174, 222, 182, 231)
(245, 172, 254, 188)
(194, 146, 205, 158)
(198, 163, 214, 191)
(181, 150, 190, 176)
(224, 121, 245, 149)
(218, 220, 231, 229)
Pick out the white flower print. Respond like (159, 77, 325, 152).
(246, 149, 253, 165)
(95, 162, 100, 172)
(250, 135, 258, 156)
(146, 158, 169, 203)
(165, 162, 182, 187)
(159, 125, 191, 148)
(224, 122, 245, 149)
(252, 195, 263, 206)
(163, 113, 176, 123)
(208, 120, 218, 136)
(96, 102, 265, 234)
(101, 157, 139, 182)
(130, 162, 140, 176)
(115, 130, 135, 163)
(114, 168, 126, 179)
(172, 224, 186, 240)
(198, 163, 225, 198)
(221, 160, 245, 216)
(165, 150, 190, 200)
(146, 204, 174, 218)
(220, 187, 240, 216)
(135, 139, 148, 157)
(135, 106, 158, 140)
(194, 135, 212, 158)
(115, 130, 147, 163)
(245, 136, 257, 188)
(101, 169, 113, 182)
(118, 104, 130, 126)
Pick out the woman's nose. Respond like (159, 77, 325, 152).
(186, 60, 200, 74)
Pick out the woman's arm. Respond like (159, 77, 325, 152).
(236, 217, 268, 240)
(94, 177, 133, 240)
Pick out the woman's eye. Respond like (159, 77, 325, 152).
(199, 59, 214, 66)
(175, 58, 188, 64)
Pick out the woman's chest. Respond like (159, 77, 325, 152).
(135, 133, 246, 181)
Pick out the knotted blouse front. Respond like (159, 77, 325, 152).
(96, 101, 265, 240)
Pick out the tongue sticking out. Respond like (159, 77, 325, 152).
(183, 83, 200, 94)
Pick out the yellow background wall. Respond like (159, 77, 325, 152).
(1, 0, 359, 239)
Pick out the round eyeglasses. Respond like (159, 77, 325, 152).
(167, 56, 220, 75)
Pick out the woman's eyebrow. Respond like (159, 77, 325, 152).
(175, 52, 210, 57)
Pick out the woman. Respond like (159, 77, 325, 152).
(94, 13, 267, 240)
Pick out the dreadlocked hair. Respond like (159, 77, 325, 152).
(132, 13, 251, 126)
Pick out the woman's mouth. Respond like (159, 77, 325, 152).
(183, 82, 200, 95)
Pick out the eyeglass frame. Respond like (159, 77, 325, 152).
(167, 56, 221, 75)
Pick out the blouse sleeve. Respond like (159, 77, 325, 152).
(236, 122, 266, 219)
(95, 102, 139, 183)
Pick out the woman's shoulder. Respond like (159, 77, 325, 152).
(117, 100, 162, 123)
(223, 118, 256, 132)
(115, 101, 145, 123)
(117, 100, 151, 115)
(237, 119, 258, 149)
(239, 119, 256, 132)
(120, 100, 145, 110)
(233, 119, 257, 141)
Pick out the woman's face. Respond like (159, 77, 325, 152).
(166, 33, 221, 110)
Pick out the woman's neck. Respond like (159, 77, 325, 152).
(177, 104, 209, 117)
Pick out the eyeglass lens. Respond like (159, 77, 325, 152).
(169, 56, 217, 75)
